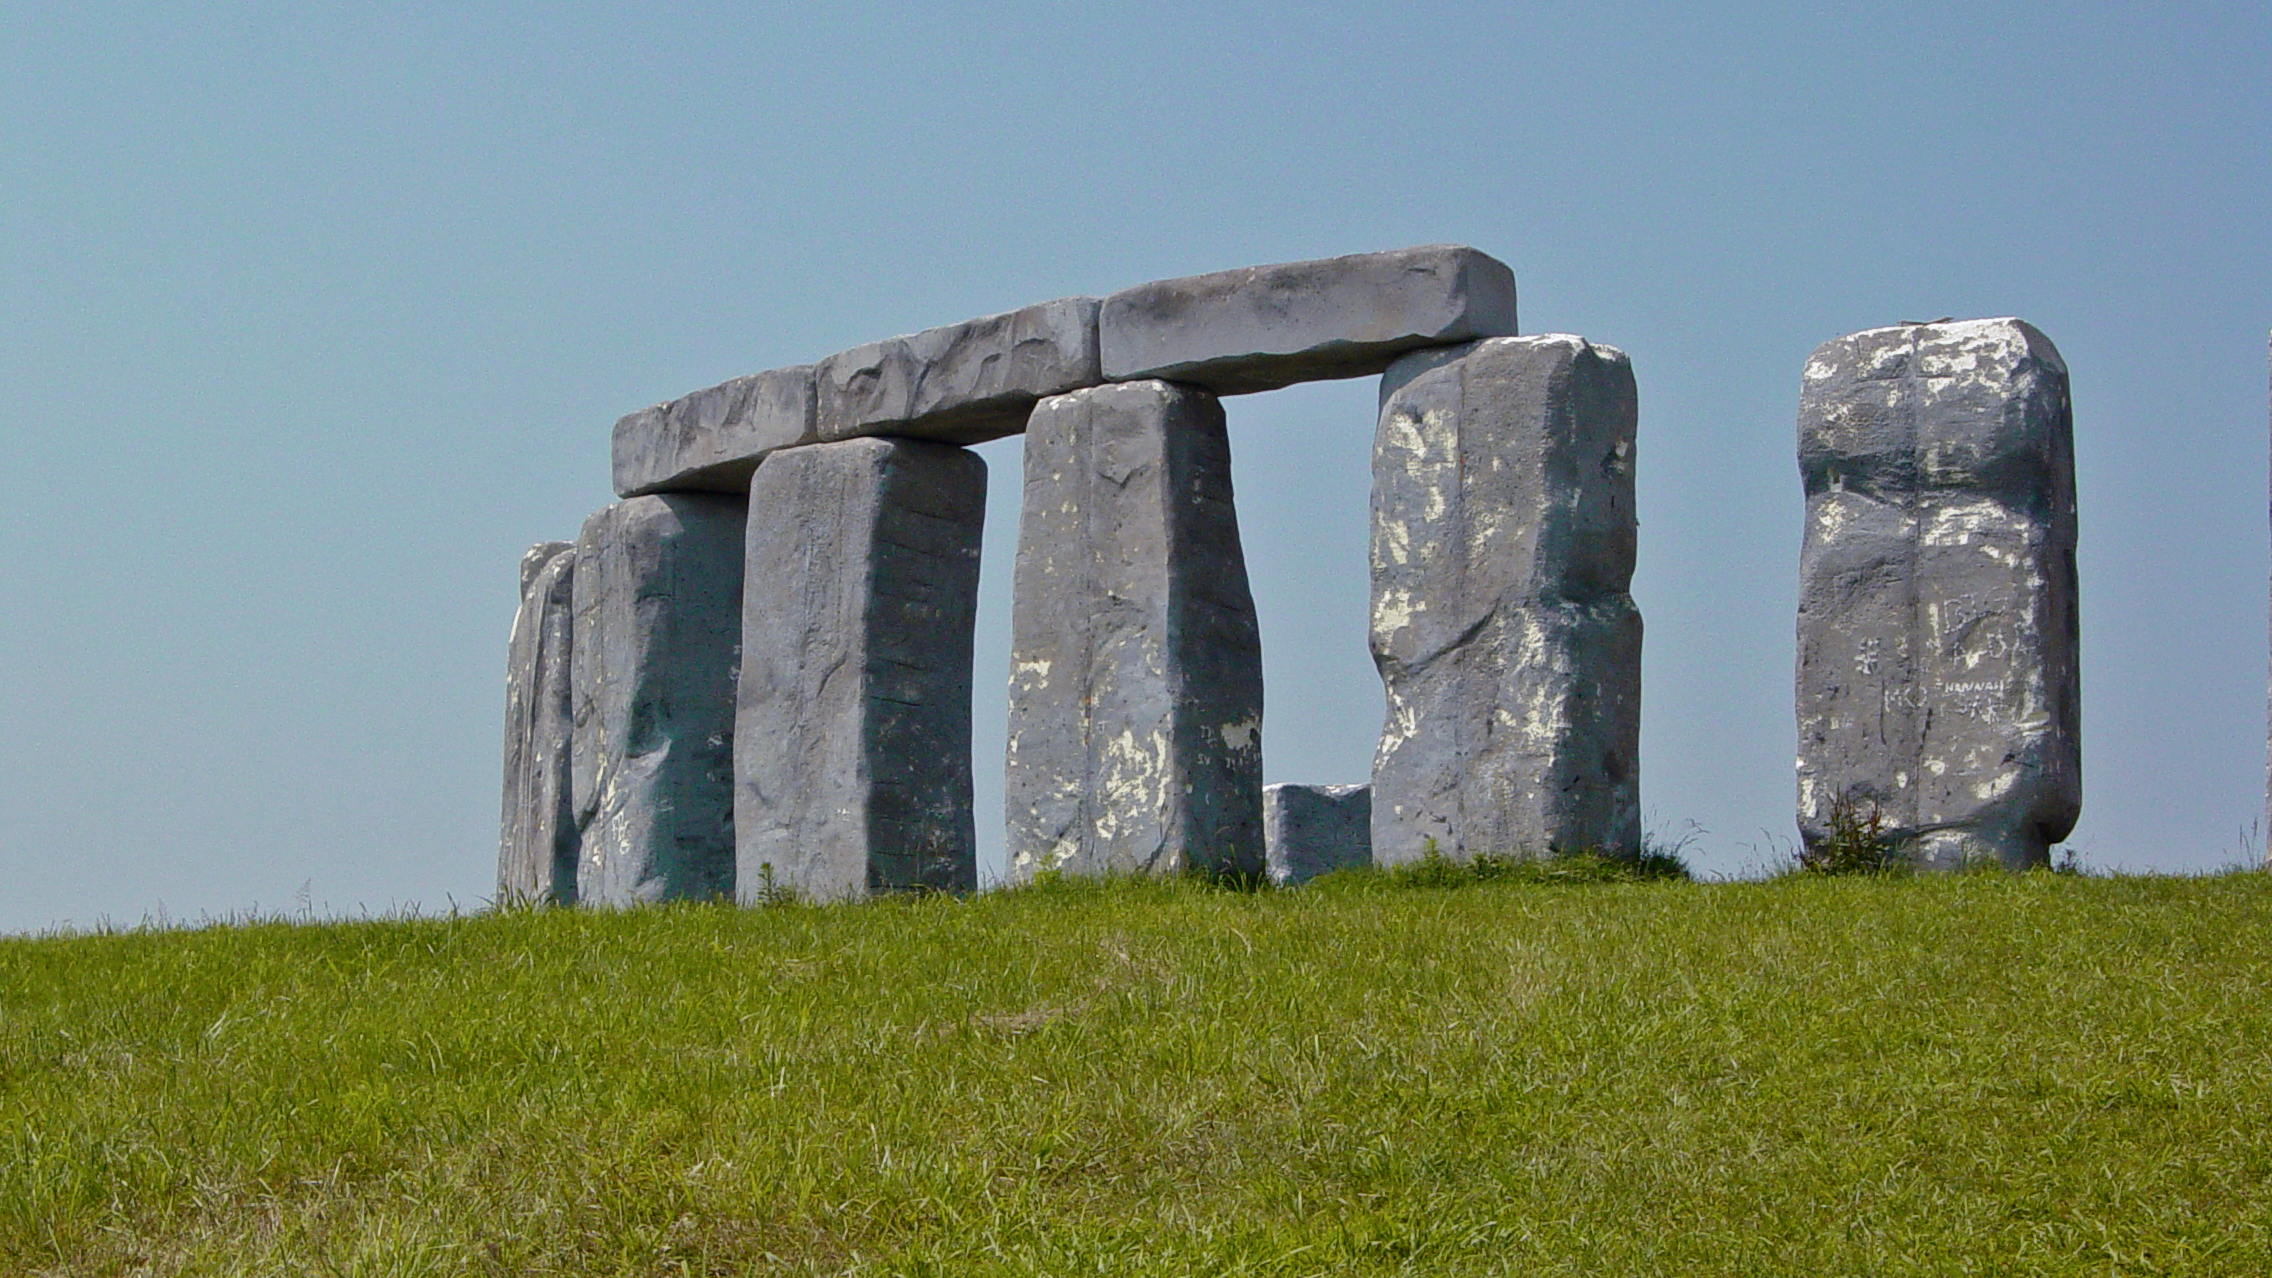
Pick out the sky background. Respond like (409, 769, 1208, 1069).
(3, 2, 2268, 932)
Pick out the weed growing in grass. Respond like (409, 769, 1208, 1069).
(1639, 818, 1703, 880)
(1796, 790, 1904, 876)
(747, 861, 803, 907)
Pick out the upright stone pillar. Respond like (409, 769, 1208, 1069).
(1005, 380, 1265, 881)
(738, 437, 985, 901)
(499, 541, 578, 904)
(570, 494, 746, 905)
(1796, 318, 2080, 870)
(1370, 335, 1642, 865)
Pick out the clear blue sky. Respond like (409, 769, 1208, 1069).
(3, 2, 2267, 931)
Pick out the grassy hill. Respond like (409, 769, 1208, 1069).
(5, 870, 2270, 1275)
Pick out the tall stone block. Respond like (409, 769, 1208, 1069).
(499, 541, 578, 904)
(738, 437, 985, 900)
(570, 495, 746, 905)
(1370, 335, 1642, 866)
(1796, 318, 2079, 870)
(1006, 380, 1265, 881)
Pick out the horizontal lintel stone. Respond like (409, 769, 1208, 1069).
(612, 365, 817, 499)
(1099, 245, 1517, 396)
(812, 296, 1102, 446)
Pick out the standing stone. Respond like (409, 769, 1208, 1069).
(1370, 335, 1642, 866)
(1796, 318, 2080, 870)
(738, 438, 985, 901)
(570, 495, 746, 905)
(1099, 245, 1517, 395)
(499, 541, 578, 904)
(1006, 380, 1265, 881)
(1264, 783, 1371, 886)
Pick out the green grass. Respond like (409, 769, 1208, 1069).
(6, 871, 2272, 1275)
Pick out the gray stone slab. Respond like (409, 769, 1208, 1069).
(612, 365, 817, 498)
(1370, 335, 1642, 866)
(499, 541, 578, 905)
(1005, 380, 1264, 881)
(1796, 318, 2080, 870)
(569, 495, 746, 905)
(1099, 245, 1517, 396)
(812, 297, 1101, 446)
(1264, 783, 1371, 886)
(738, 437, 985, 901)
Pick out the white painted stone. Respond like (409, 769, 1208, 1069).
(1005, 380, 1263, 881)
(1796, 318, 2079, 869)
(1370, 335, 1642, 866)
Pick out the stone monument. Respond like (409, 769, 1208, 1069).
(1369, 336, 1644, 865)
(1005, 380, 1263, 881)
(506, 244, 1678, 903)
(570, 494, 746, 904)
(1795, 318, 2080, 870)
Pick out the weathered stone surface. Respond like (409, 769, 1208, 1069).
(499, 541, 578, 904)
(812, 297, 1101, 445)
(569, 495, 746, 905)
(612, 365, 817, 498)
(1796, 318, 2080, 870)
(1005, 380, 1264, 881)
(1370, 335, 1642, 866)
(1264, 783, 1371, 886)
(1099, 245, 1517, 396)
(738, 438, 985, 900)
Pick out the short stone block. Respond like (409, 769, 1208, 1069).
(1006, 380, 1264, 881)
(1264, 783, 1371, 886)
(738, 437, 986, 900)
(1371, 335, 1642, 866)
(612, 365, 817, 498)
(499, 541, 578, 904)
(1099, 245, 1516, 396)
(1796, 318, 2079, 870)
(812, 297, 1101, 446)
(569, 495, 746, 905)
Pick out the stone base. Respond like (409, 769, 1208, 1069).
(1264, 784, 1372, 886)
